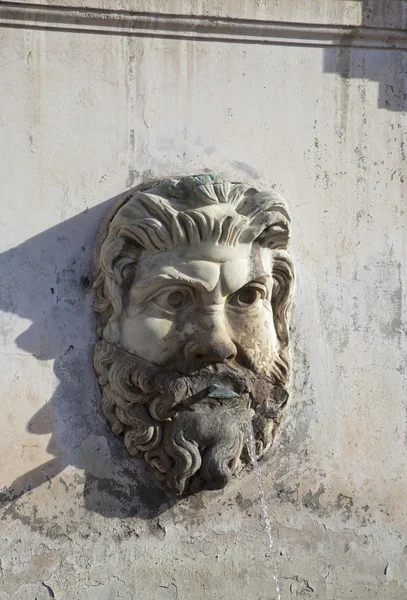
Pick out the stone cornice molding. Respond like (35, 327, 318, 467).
(1, 1, 407, 49)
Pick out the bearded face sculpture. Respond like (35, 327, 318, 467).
(92, 175, 294, 495)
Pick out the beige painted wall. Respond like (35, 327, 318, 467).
(0, 2, 406, 598)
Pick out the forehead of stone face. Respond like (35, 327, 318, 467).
(101, 178, 290, 307)
(131, 241, 273, 299)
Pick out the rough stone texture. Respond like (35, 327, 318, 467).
(0, 1, 406, 598)
(7, 0, 407, 28)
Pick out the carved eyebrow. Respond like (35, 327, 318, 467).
(232, 273, 270, 290)
(219, 271, 270, 296)
(246, 273, 270, 284)
(134, 273, 215, 292)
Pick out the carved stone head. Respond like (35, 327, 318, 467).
(92, 175, 294, 495)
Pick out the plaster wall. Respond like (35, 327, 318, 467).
(0, 2, 406, 598)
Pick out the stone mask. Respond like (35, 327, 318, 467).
(92, 175, 294, 495)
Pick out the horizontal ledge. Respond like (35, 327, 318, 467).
(1, 2, 407, 49)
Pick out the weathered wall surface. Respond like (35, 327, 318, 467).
(0, 2, 406, 598)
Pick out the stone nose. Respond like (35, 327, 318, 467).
(184, 311, 237, 367)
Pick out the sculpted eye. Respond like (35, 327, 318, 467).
(228, 284, 266, 308)
(152, 288, 194, 311)
(167, 290, 188, 309)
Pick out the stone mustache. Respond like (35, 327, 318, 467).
(92, 175, 294, 495)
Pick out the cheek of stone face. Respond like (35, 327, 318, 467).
(119, 312, 184, 365)
(229, 307, 277, 370)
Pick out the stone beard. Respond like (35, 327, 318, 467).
(92, 175, 294, 495)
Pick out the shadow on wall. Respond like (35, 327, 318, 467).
(0, 196, 176, 519)
(323, 0, 407, 112)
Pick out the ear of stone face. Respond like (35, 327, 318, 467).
(92, 174, 294, 495)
